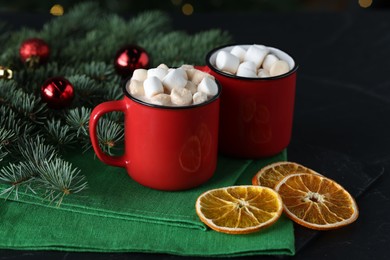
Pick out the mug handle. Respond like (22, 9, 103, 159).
(89, 99, 127, 168)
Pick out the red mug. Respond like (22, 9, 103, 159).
(89, 84, 221, 191)
(199, 44, 298, 158)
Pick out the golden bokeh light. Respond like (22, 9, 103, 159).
(358, 0, 373, 8)
(182, 3, 194, 15)
(50, 4, 64, 16)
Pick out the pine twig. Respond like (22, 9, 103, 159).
(36, 158, 87, 207)
(65, 107, 91, 138)
(0, 162, 37, 200)
(44, 119, 77, 150)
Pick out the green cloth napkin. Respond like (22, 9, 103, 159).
(0, 150, 295, 256)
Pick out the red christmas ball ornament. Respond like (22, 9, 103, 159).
(19, 38, 50, 67)
(41, 77, 74, 109)
(114, 44, 150, 77)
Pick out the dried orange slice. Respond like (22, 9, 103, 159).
(195, 185, 283, 234)
(252, 161, 319, 188)
(275, 173, 359, 230)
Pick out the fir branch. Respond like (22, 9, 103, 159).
(0, 128, 16, 149)
(80, 62, 120, 83)
(188, 29, 233, 64)
(0, 147, 7, 163)
(0, 80, 48, 125)
(16, 136, 57, 166)
(0, 127, 15, 163)
(140, 29, 232, 67)
(75, 15, 129, 62)
(0, 80, 19, 103)
(36, 158, 87, 206)
(13, 62, 75, 92)
(44, 119, 77, 150)
(65, 107, 91, 138)
(0, 27, 38, 68)
(67, 75, 103, 106)
(41, 2, 103, 50)
(0, 106, 35, 142)
(11, 90, 48, 123)
(104, 83, 124, 102)
(0, 161, 37, 200)
(127, 10, 172, 41)
(0, 144, 8, 165)
(96, 118, 124, 155)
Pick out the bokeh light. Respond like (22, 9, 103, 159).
(358, 0, 373, 8)
(50, 4, 64, 16)
(182, 3, 194, 15)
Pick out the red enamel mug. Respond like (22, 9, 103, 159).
(199, 44, 298, 158)
(89, 83, 221, 191)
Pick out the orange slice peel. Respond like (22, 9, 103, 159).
(252, 161, 320, 188)
(195, 185, 283, 234)
(274, 173, 359, 230)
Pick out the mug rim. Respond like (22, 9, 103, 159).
(122, 75, 222, 110)
(206, 43, 299, 81)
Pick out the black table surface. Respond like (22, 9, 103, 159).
(1, 8, 389, 260)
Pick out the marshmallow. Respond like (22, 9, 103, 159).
(150, 93, 171, 106)
(262, 54, 279, 71)
(230, 46, 247, 62)
(185, 68, 197, 81)
(190, 70, 214, 85)
(180, 64, 194, 70)
(257, 69, 270, 78)
(147, 68, 168, 81)
(185, 80, 197, 94)
(198, 77, 218, 96)
(244, 45, 269, 69)
(127, 79, 144, 97)
(157, 63, 169, 70)
(162, 68, 188, 93)
(144, 76, 164, 98)
(236, 68, 257, 78)
(171, 87, 192, 106)
(215, 50, 240, 74)
(193, 91, 208, 105)
(239, 61, 257, 72)
(127, 65, 219, 107)
(132, 69, 148, 82)
(236, 61, 257, 78)
(269, 60, 290, 76)
(176, 68, 188, 80)
(237, 66, 257, 78)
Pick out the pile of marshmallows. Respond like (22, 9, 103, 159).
(126, 64, 218, 107)
(215, 44, 290, 78)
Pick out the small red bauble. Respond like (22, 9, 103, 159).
(114, 44, 150, 77)
(41, 77, 74, 109)
(19, 38, 50, 66)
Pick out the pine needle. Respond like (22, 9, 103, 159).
(65, 107, 91, 137)
(0, 162, 37, 200)
(36, 158, 87, 206)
